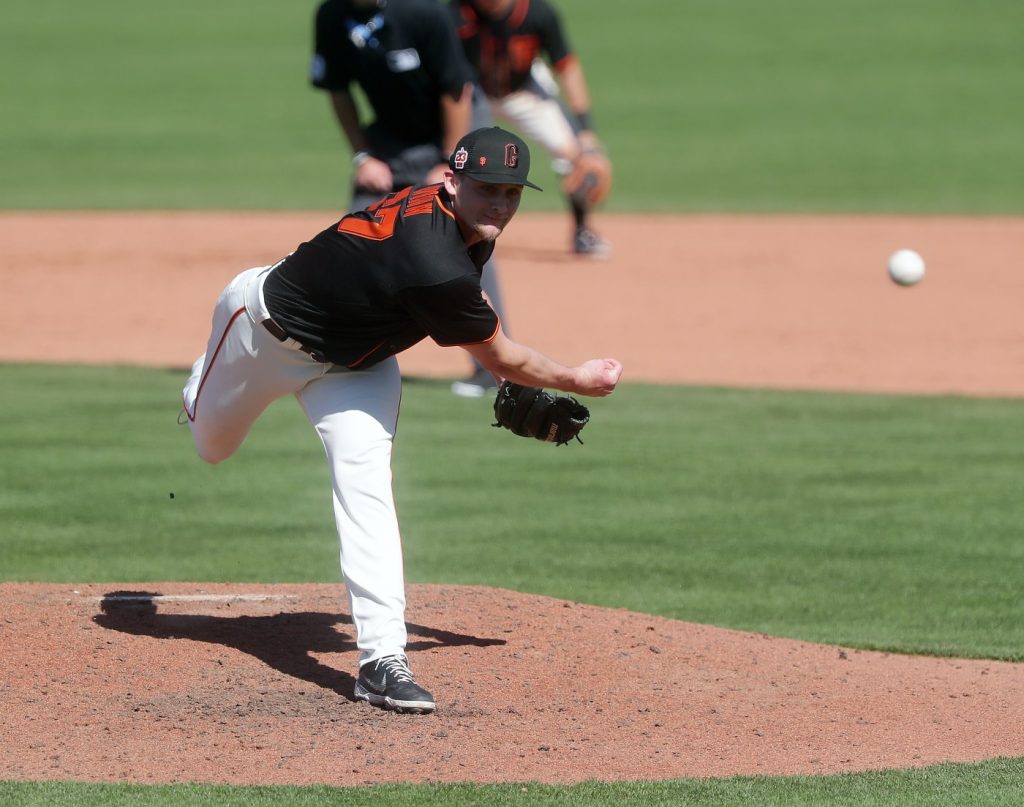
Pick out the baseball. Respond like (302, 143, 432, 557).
(887, 249, 925, 286)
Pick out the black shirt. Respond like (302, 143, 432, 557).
(263, 185, 499, 369)
(449, 0, 573, 98)
(311, 0, 473, 148)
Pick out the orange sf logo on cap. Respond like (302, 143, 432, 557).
(479, 157, 487, 166)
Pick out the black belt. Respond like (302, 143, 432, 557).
(261, 319, 328, 363)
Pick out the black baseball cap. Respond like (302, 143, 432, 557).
(448, 127, 543, 191)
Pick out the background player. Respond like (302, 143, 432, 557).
(311, 0, 511, 397)
(180, 127, 623, 714)
(450, 0, 613, 257)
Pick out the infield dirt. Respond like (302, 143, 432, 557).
(2, 211, 1023, 395)
(1, 212, 1023, 785)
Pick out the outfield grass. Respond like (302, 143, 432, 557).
(3, 364, 1022, 662)
(3, 757, 1024, 806)
(2, 0, 1022, 212)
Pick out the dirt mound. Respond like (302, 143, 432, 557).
(2, 582, 1022, 786)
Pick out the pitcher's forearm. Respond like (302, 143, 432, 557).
(468, 339, 579, 392)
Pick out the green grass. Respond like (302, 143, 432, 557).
(2, 364, 1023, 802)
(3, 364, 1022, 661)
(3, 758, 1024, 805)
(2, 0, 1022, 212)
(3, 0, 1022, 801)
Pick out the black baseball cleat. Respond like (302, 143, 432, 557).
(354, 654, 436, 714)
(573, 227, 611, 259)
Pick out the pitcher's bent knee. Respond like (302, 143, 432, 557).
(196, 445, 230, 465)
(189, 425, 239, 465)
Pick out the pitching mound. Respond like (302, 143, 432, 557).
(2, 582, 1022, 786)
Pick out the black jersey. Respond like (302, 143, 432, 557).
(262, 185, 499, 369)
(449, 0, 573, 98)
(312, 0, 473, 148)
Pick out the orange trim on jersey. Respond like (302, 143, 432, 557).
(436, 316, 501, 348)
(347, 339, 388, 369)
(435, 194, 456, 220)
(508, 0, 530, 29)
(483, 317, 501, 344)
(552, 53, 577, 73)
(183, 306, 248, 423)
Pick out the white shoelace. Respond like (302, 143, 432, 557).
(379, 655, 414, 683)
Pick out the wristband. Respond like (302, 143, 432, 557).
(576, 111, 594, 132)
(352, 150, 371, 167)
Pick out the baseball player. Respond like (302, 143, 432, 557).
(449, 0, 613, 257)
(310, 0, 511, 397)
(181, 127, 623, 714)
(312, 0, 471, 209)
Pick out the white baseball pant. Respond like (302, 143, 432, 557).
(489, 61, 579, 170)
(182, 264, 408, 666)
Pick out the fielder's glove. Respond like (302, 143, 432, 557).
(562, 146, 613, 207)
(492, 381, 590, 446)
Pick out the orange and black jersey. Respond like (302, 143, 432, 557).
(449, 0, 574, 99)
(311, 0, 473, 148)
(262, 185, 499, 369)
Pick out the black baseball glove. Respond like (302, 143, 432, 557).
(492, 381, 590, 446)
